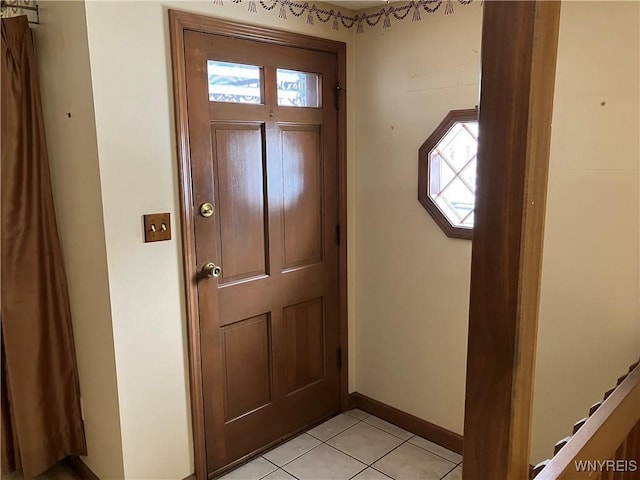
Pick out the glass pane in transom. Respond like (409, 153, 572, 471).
(277, 69, 321, 107)
(208, 61, 262, 104)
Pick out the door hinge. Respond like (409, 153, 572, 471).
(335, 84, 346, 110)
(335, 224, 341, 245)
(336, 347, 343, 369)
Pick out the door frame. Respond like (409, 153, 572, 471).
(168, 10, 349, 480)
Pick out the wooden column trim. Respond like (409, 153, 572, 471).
(463, 2, 561, 480)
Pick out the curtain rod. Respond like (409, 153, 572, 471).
(1, 1, 40, 25)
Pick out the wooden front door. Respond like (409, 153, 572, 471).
(182, 27, 343, 475)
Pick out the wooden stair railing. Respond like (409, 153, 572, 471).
(533, 360, 640, 480)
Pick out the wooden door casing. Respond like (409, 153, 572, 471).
(171, 15, 348, 478)
(463, 2, 561, 479)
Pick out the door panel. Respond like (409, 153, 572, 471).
(283, 297, 325, 394)
(184, 29, 341, 475)
(212, 124, 269, 283)
(282, 126, 324, 269)
(221, 314, 272, 421)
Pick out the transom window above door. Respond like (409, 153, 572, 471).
(207, 60, 321, 107)
(418, 108, 478, 240)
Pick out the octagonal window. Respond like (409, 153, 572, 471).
(418, 109, 478, 240)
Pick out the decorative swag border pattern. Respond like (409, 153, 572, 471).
(215, 0, 477, 32)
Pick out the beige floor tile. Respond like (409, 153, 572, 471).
(344, 409, 370, 420)
(363, 416, 413, 440)
(372, 443, 456, 480)
(283, 444, 366, 480)
(443, 465, 462, 480)
(263, 433, 321, 467)
(408, 436, 463, 464)
(261, 469, 298, 480)
(351, 467, 393, 479)
(307, 413, 360, 441)
(327, 421, 403, 465)
(218, 457, 278, 480)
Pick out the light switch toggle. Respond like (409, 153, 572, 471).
(143, 213, 171, 242)
(150, 223, 167, 232)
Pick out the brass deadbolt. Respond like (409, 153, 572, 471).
(200, 202, 214, 218)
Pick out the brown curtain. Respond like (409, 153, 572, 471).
(1, 15, 87, 478)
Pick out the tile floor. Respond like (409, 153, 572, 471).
(219, 410, 463, 480)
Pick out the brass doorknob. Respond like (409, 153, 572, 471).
(202, 262, 222, 278)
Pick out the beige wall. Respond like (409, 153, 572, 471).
(352, 1, 482, 435)
(81, 1, 355, 478)
(351, 0, 639, 464)
(33, 2, 124, 479)
(33, 0, 639, 477)
(532, 0, 640, 464)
